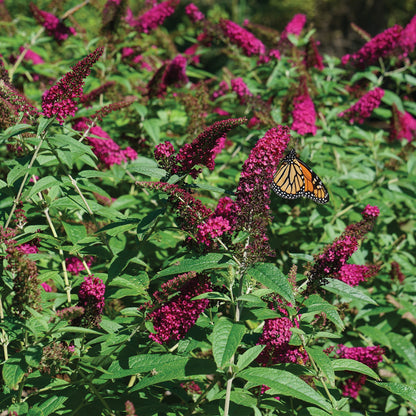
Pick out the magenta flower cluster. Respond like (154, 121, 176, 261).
(278, 14, 307, 49)
(146, 272, 212, 344)
(20, 47, 44, 65)
(342, 15, 416, 68)
(308, 205, 379, 288)
(236, 126, 290, 219)
(148, 54, 188, 97)
(335, 264, 379, 287)
(390, 104, 416, 142)
(196, 216, 232, 247)
(335, 345, 384, 398)
(185, 3, 204, 23)
(77, 275, 106, 327)
(66, 256, 93, 275)
(73, 119, 137, 167)
(30, 4, 76, 43)
(131, 0, 178, 34)
(231, 77, 253, 104)
(220, 19, 266, 56)
(256, 317, 308, 365)
(155, 118, 246, 178)
(341, 25, 403, 68)
(291, 92, 317, 135)
(234, 126, 291, 262)
(338, 87, 384, 124)
(42, 47, 103, 124)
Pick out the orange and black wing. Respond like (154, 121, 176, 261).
(271, 149, 329, 204)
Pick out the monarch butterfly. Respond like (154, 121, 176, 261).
(271, 149, 329, 204)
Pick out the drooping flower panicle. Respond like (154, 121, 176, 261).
(42, 47, 104, 124)
(30, 3, 76, 43)
(338, 87, 384, 124)
(220, 19, 266, 56)
(76, 275, 106, 327)
(308, 205, 379, 288)
(146, 272, 212, 344)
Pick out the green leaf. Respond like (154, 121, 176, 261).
(2, 357, 27, 389)
(157, 253, 235, 277)
(236, 345, 265, 371)
(129, 165, 167, 179)
(239, 367, 331, 412)
(212, 317, 246, 368)
(7, 161, 30, 186)
(332, 359, 380, 379)
(128, 356, 216, 391)
(57, 326, 101, 335)
(324, 279, 377, 305)
(62, 221, 87, 244)
(0, 123, 34, 141)
(143, 118, 161, 144)
(305, 346, 335, 386)
(388, 332, 416, 370)
(136, 208, 165, 240)
(372, 381, 416, 406)
(36, 396, 68, 415)
(24, 175, 60, 199)
(99, 218, 141, 236)
(246, 263, 295, 304)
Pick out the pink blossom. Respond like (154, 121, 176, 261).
(30, 4, 76, 43)
(390, 104, 416, 142)
(235, 126, 291, 262)
(291, 92, 317, 135)
(196, 216, 231, 246)
(231, 77, 252, 104)
(334, 345, 384, 398)
(334, 264, 379, 286)
(341, 25, 403, 68)
(77, 275, 105, 327)
(211, 80, 229, 100)
(279, 14, 307, 48)
(213, 107, 230, 116)
(220, 19, 266, 56)
(362, 204, 380, 218)
(19, 47, 44, 65)
(146, 272, 212, 344)
(185, 3, 204, 22)
(256, 317, 308, 365)
(338, 87, 384, 124)
(172, 118, 246, 178)
(42, 48, 103, 124)
(309, 207, 379, 288)
(17, 243, 38, 254)
(72, 119, 137, 167)
(132, 0, 178, 34)
(66, 256, 93, 275)
(398, 15, 416, 57)
(41, 282, 52, 292)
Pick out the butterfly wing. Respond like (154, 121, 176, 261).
(272, 149, 329, 204)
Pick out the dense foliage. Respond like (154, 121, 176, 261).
(0, 1, 416, 415)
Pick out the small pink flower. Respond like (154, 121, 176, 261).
(362, 205, 380, 218)
(132, 0, 178, 34)
(334, 264, 379, 286)
(41, 282, 52, 292)
(231, 77, 252, 104)
(19, 47, 44, 65)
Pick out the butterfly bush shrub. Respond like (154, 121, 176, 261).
(0, 1, 415, 415)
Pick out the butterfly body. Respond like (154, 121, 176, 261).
(272, 149, 329, 204)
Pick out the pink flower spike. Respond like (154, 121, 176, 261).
(338, 87, 384, 124)
(390, 104, 416, 142)
(30, 3, 76, 43)
(291, 91, 317, 135)
(41, 282, 52, 292)
(185, 3, 204, 22)
(133, 0, 178, 34)
(42, 48, 104, 124)
(220, 19, 266, 56)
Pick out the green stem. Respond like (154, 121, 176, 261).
(0, 296, 8, 361)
